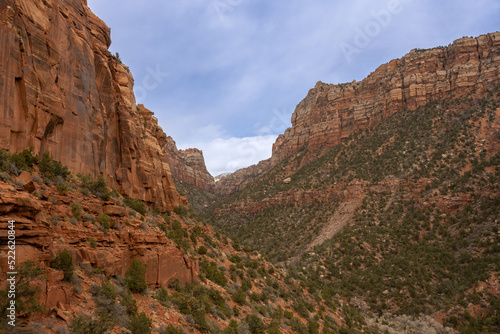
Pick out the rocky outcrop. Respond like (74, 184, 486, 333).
(0, 0, 183, 210)
(272, 33, 500, 165)
(165, 137, 215, 192)
(213, 33, 500, 197)
(0, 179, 198, 309)
(215, 181, 354, 215)
(215, 158, 271, 197)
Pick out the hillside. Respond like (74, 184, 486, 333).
(0, 0, 205, 210)
(0, 149, 420, 334)
(209, 36, 500, 332)
(215, 33, 500, 197)
(0, 0, 499, 333)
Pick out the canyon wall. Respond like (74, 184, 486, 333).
(0, 0, 184, 210)
(0, 176, 198, 309)
(215, 158, 271, 197)
(165, 136, 215, 193)
(272, 33, 500, 165)
(214, 33, 500, 197)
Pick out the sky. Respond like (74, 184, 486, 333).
(87, 0, 500, 176)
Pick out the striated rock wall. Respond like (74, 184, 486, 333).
(0, 0, 183, 210)
(272, 33, 500, 165)
(0, 179, 198, 309)
(215, 158, 271, 197)
(165, 137, 215, 192)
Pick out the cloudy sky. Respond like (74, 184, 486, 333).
(87, 0, 499, 176)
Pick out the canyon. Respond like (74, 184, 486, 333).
(0, 0, 216, 211)
(216, 32, 500, 197)
(0, 0, 499, 332)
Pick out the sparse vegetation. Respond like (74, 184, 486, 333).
(79, 174, 111, 200)
(69, 314, 111, 334)
(211, 93, 500, 333)
(50, 249, 74, 281)
(71, 202, 82, 221)
(0, 261, 46, 326)
(127, 312, 152, 334)
(126, 259, 147, 293)
(124, 197, 147, 216)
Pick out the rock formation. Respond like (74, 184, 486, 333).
(214, 33, 500, 197)
(0, 177, 198, 309)
(272, 33, 500, 165)
(215, 158, 271, 197)
(165, 137, 215, 192)
(0, 0, 184, 210)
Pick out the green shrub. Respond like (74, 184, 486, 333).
(120, 288, 138, 315)
(50, 249, 73, 281)
(155, 287, 171, 307)
(10, 148, 38, 171)
(127, 312, 151, 334)
(173, 204, 189, 217)
(71, 203, 82, 221)
(232, 289, 246, 305)
(0, 260, 45, 325)
(124, 197, 147, 216)
(100, 280, 116, 300)
(241, 278, 252, 292)
(228, 255, 242, 263)
(165, 220, 191, 252)
(165, 324, 186, 334)
(222, 319, 239, 334)
(69, 314, 111, 334)
(308, 321, 320, 334)
(290, 318, 309, 334)
(267, 326, 282, 334)
(198, 245, 208, 255)
(126, 259, 147, 293)
(82, 214, 95, 222)
(208, 288, 226, 307)
(245, 314, 265, 334)
(88, 238, 97, 248)
(200, 259, 227, 286)
(79, 175, 111, 200)
(56, 181, 71, 194)
(39, 152, 70, 181)
(98, 213, 110, 230)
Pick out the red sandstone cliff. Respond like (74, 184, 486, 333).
(215, 159, 271, 197)
(0, 174, 198, 310)
(272, 33, 500, 165)
(215, 33, 500, 197)
(165, 137, 215, 192)
(0, 0, 184, 210)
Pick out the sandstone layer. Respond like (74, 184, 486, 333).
(272, 33, 500, 165)
(0, 0, 183, 210)
(215, 158, 271, 197)
(214, 33, 500, 197)
(0, 177, 198, 310)
(165, 136, 215, 192)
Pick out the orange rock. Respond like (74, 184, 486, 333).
(217, 33, 500, 197)
(0, 0, 184, 211)
(165, 136, 215, 192)
(103, 204, 128, 217)
(271, 33, 500, 166)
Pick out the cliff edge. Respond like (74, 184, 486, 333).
(0, 0, 185, 210)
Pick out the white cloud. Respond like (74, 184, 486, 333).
(179, 135, 277, 176)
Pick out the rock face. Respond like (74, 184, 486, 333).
(215, 159, 271, 197)
(0, 0, 183, 210)
(165, 137, 215, 192)
(0, 179, 198, 309)
(271, 33, 500, 165)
